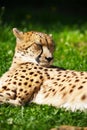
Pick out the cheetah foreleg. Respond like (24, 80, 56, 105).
(0, 94, 23, 106)
(6, 98, 23, 106)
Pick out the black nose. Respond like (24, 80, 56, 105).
(45, 57, 53, 62)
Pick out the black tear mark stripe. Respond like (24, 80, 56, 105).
(36, 45, 43, 63)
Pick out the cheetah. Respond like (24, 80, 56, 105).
(0, 28, 87, 111)
(51, 125, 87, 130)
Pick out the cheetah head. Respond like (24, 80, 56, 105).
(13, 28, 54, 66)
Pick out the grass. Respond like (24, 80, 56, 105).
(0, 6, 87, 130)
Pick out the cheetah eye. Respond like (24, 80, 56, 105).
(35, 44, 42, 50)
(37, 44, 42, 48)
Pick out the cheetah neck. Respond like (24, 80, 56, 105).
(10, 52, 38, 69)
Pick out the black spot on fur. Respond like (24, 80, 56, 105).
(22, 70, 26, 72)
(52, 89, 55, 92)
(9, 79, 12, 81)
(24, 82, 28, 85)
(72, 85, 76, 88)
(69, 89, 73, 93)
(48, 88, 52, 91)
(62, 79, 65, 82)
(35, 81, 39, 84)
(78, 86, 83, 89)
(82, 81, 86, 83)
(13, 82, 17, 85)
(29, 85, 31, 87)
(67, 76, 70, 78)
(30, 79, 33, 82)
(60, 87, 65, 91)
(68, 80, 71, 82)
(72, 72, 77, 76)
(21, 76, 25, 78)
(19, 88, 23, 91)
(15, 73, 18, 75)
(58, 71, 62, 74)
(37, 71, 42, 74)
(63, 92, 66, 97)
(6, 88, 10, 91)
(53, 82, 58, 85)
(45, 93, 49, 98)
(80, 72, 84, 76)
(0, 94, 3, 97)
(40, 76, 43, 79)
(2, 86, 7, 89)
(12, 89, 16, 93)
(6, 93, 11, 96)
(64, 75, 67, 77)
(44, 69, 48, 71)
(34, 74, 37, 76)
(81, 95, 86, 100)
(29, 72, 34, 75)
(34, 67, 37, 69)
(39, 67, 43, 70)
(69, 83, 72, 86)
(18, 82, 22, 86)
(24, 90, 27, 93)
(59, 84, 63, 87)
(57, 75, 61, 77)
(75, 79, 79, 82)
(51, 78, 54, 80)
(28, 68, 32, 70)
(26, 77, 29, 80)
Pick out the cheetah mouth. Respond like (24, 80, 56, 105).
(36, 56, 53, 64)
(36, 56, 53, 65)
(38, 61, 53, 67)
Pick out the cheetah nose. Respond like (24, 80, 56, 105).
(45, 57, 53, 62)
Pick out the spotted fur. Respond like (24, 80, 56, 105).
(51, 125, 87, 130)
(0, 28, 87, 111)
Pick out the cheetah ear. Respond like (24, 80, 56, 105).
(13, 28, 23, 40)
